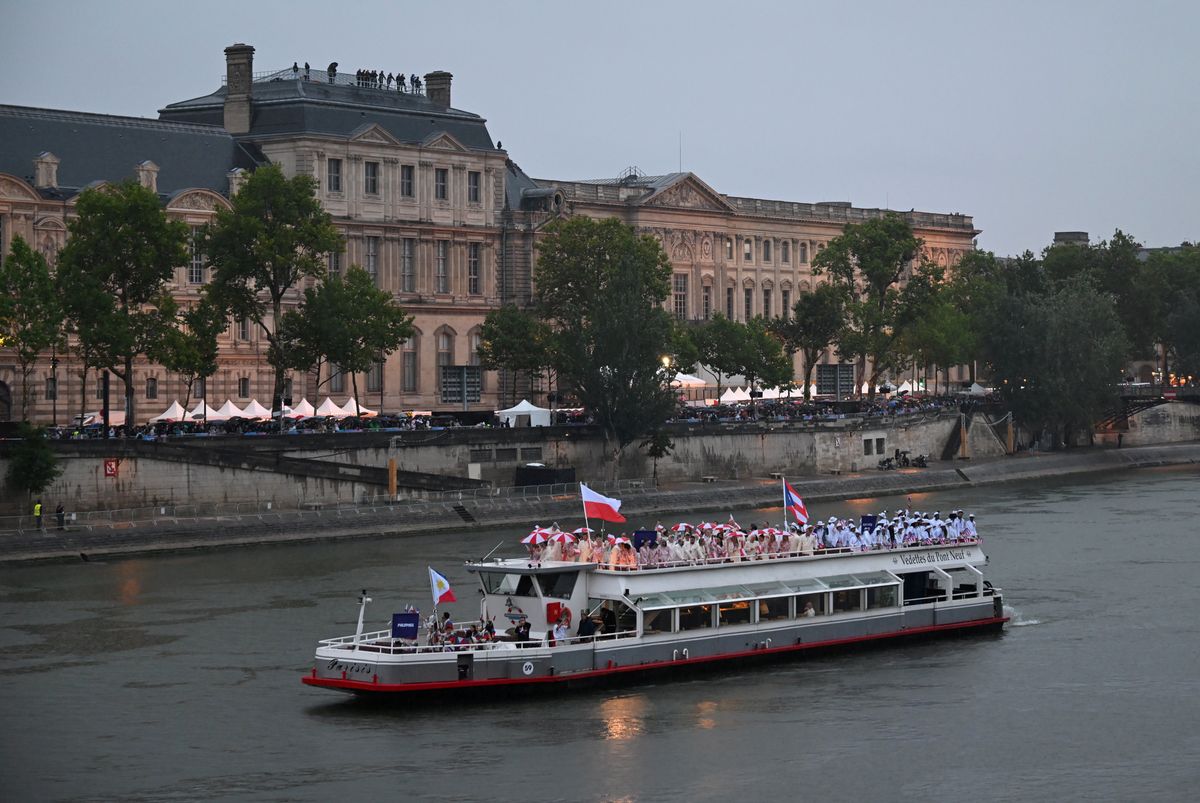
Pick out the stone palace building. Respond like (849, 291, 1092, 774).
(0, 43, 978, 424)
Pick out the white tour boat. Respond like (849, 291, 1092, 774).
(301, 535, 1006, 697)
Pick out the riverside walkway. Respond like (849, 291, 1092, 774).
(2, 443, 1197, 564)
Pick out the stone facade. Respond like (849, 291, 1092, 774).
(0, 42, 978, 424)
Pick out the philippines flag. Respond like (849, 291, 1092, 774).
(783, 480, 809, 524)
(429, 567, 457, 605)
(580, 483, 626, 523)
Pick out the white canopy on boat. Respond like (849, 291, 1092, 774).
(215, 400, 246, 419)
(149, 400, 187, 423)
(240, 399, 273, 420)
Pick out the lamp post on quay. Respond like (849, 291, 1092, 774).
(51, 354, 59, 427)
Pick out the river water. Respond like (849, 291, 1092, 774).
(1, 466, 1198, 802)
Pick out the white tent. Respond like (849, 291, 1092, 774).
(496, 399, 552, 427)
(285, 398, 315, 418)
(762, 386, 781, 400)
(149, 400, 187, 423)
(240, 399, 272, 420)
(315, 397, 346, 418)
(897, 380, 913, 395)
(719, 388, 741, 404)
(187, 400, 224, 421)
(672, 372, 708, 387)
(958, 382, 988, 397)
(215, 400, 246, 419)
(733, 387, 752, 402)
(339, 398, 376, 417)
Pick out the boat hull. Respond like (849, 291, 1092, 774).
(302, 601, 1007, 698)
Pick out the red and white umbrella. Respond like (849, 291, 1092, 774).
(572, 527, 594, 536)
(549, 531, 576, 544)
(521, 531, 548, 545)
(670, 522, 692, 532)
(613, 536, 632, 545)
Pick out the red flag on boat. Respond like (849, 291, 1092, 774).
(580, 483, 626, 523)
(429, 567, 457, 605)
(783, 480, 809, 524)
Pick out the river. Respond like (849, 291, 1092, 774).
(1, 466, 1197, 802)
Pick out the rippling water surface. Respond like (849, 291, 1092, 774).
(1, 466, 1197, 802)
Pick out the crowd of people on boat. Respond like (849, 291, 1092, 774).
(522, 510, 979, 570)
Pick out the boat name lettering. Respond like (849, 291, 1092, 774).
(326, 658, 372, 674)
(897, 549, 968, 566)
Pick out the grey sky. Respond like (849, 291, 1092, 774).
(2, 0, 1196, 255)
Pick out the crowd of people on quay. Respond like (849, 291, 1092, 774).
(521, 510, 980, 570)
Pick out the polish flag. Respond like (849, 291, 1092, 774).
(783, 480, 809, 524)
(580, 483, 626, 523)
(429, 567, 457, 605)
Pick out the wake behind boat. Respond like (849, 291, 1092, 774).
(301, 488, 1006, 697)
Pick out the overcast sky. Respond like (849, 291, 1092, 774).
(2, 0, 1196, 255)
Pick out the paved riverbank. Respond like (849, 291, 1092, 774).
(2, 442, 1196, 564)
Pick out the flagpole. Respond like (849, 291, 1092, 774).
(580, 482, 591, 537)
(781, 475, 788, 531)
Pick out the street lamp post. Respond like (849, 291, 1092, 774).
(51, 354, 59, 427)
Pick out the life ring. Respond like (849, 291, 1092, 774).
(522, 661, 534, 676)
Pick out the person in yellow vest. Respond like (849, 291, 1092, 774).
(33, 499, 43, 531)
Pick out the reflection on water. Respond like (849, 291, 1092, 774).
(695, 699, 717, 730)
(116, 560, 145, 606)
(601, 694, 646, 741)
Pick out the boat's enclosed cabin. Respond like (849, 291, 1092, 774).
(468, 560, 598, 639)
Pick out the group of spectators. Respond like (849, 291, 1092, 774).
(524, 511, 980, 571)
(352, 68, 421, 92)
(674, 394, 986, 425)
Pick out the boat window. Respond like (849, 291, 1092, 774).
(678, 604, 713, 630)
(718, 600, 753, 626)
(866, 585, 899, 609)
(831, 589, 862, 613)
(636, 593, 677, 611)
(710, 585, 755, 603)
(746, 581, 793, 599)
(821, 574, 861, 590)
(796, 593, 825, 617)
(537, 571, 578, 599)
(758, 596, 791, 621)
(589, 598, 635, 634)
(788, 577, 828, 593)
(852, 572, 899, 586)
(479, 572, 536, 596)
(945, 567, 979, 599)
(669, 590, 718, 606)
(642, 609, 675, 634)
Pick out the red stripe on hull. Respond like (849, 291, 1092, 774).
(301, 615, 1008, 695)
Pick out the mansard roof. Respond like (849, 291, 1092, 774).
(159, 75, 497, 151)
(0, 105, 260, 196)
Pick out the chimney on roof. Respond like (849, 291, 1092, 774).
(1053, 231, 1089, 246)
(34, 151, 59, 189)
(134, 160, 159, 193)
(424, 71, 452, 107)
(224, 43, 255, 135)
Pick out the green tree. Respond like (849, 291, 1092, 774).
(152, 289, 226, 411)
(0, 237, 63, 420)
(770, 283, 844, 400)
(692, 314, 747, 400)
(902, 297, 974, 394)
(205, 164, 342, 423)
(990, 277, 1129, 447)
(739, 316, 793, 412)
(813, 213, 940, 400)
(280, 266, 413, 417)
(477, 304, 553, 407)
(57, 181, 189, 430)
(533, 216, 676, 474)
(5, 424, 62, 496)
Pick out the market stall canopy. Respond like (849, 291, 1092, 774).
(215, 400, 246, 420)
(496, 399, 551, 427)
(286, 398, 316, 418)
(732, 387, 752, 402)
(339, 398, 376, 417)
(958, 382, 988, 397)
(672, 372, 707, 387)
(240, 399, 273, 419)
(314, 397, 346, 418)
(719, 388, 740, 404)
(149, 400, 187, 423)
(187, 401, 224, 421)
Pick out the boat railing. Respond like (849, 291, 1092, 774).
(320, 626, 638, 655)
(590, 537, 982, 573)
(903, 586, 999, 606)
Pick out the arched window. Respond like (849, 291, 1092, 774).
(469, 329, 485, 392)
(402, 334, 420, 394)
(436, 329, 455, 392)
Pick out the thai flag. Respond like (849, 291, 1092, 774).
(581, 483, 626, 523)
(429, 567, 457, 605)
(783, 480, 809, 524)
